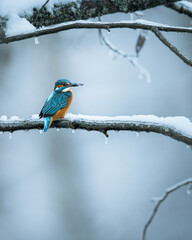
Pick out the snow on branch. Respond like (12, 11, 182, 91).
(0, 0, 179, 32)
(1, 20, 192, 44)
(28, 0, 180, 28)
(166, 1, 192, 18)
(0, 114, 192, 145)
(142, 178, 192, 240)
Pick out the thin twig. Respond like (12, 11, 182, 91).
(166, 2, 192, 18)
(152, 27, 192, 67)
(34, 0, 50, 26)
(98, 29, 151, 82)
(98, 29, 136, 59)
(0, 114, 192, 145)
(1, 20, 192, 44)
(40, 0, 50, 11)
(142, 178, 192, 240)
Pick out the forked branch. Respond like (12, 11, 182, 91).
(142, 178, 192, 240)
(152, 27, 192, 67)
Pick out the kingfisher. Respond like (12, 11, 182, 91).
(39, 79, 83, 132)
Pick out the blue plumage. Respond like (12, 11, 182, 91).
(39, 79, 83, 132)
(39, 90, 71, 118)
(44, 117, 51, 132)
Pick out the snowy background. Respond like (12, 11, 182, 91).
(0, 3, 192, 240)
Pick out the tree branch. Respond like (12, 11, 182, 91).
(1, 20, 192, 44)
(98, 28, 151, 82)
(152, 27, 192, 67)
(1, 114, 192, 145)
(26, 0, 180, 28)
(0, 0, 179, 38)
(166, 2, 192, 18)
(142, 178, 192, 240)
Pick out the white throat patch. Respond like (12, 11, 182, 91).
(62, 87, 72, 92)
(55, 87, 72, 92)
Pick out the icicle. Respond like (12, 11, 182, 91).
(187, 183, 192, 195)
(136, 132, 140, 137)
(105, 136, 108, 145)
(39, 130, 43, 134)
(9, 132, 12, 139)
(35, 37, 40, 45)
(72, 129, 75, 134)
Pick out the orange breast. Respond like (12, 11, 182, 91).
(52, 91, 73, 121)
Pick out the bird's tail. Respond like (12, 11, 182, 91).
(44, 117, 53, 132)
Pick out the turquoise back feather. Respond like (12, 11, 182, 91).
(39, 91, 71, 118)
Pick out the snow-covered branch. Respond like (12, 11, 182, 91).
(1, 114, 192, 145)
(142, 178, 192, 240)
(0, 0, 179, 34)
(28, 0, 180, 28)
(1, 20, 192, 44)
(166, 1, 192, 18)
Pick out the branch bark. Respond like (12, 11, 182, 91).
(0, 0, 180, 41)
(152, 27, 192, 67)
(27, 0, 180, 28)
(142, 178, 192, 240)
(166, 2, 192, 18)
(0, 114, 192, 146)
(1, 20, 192, 44)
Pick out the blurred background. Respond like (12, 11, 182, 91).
(0, 5, 192, 240)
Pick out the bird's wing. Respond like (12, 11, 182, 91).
(39, 91, 69, 118)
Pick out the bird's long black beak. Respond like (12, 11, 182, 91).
(70, 83, 84, 87)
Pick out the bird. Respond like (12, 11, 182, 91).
(39, 79, 83, 132)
